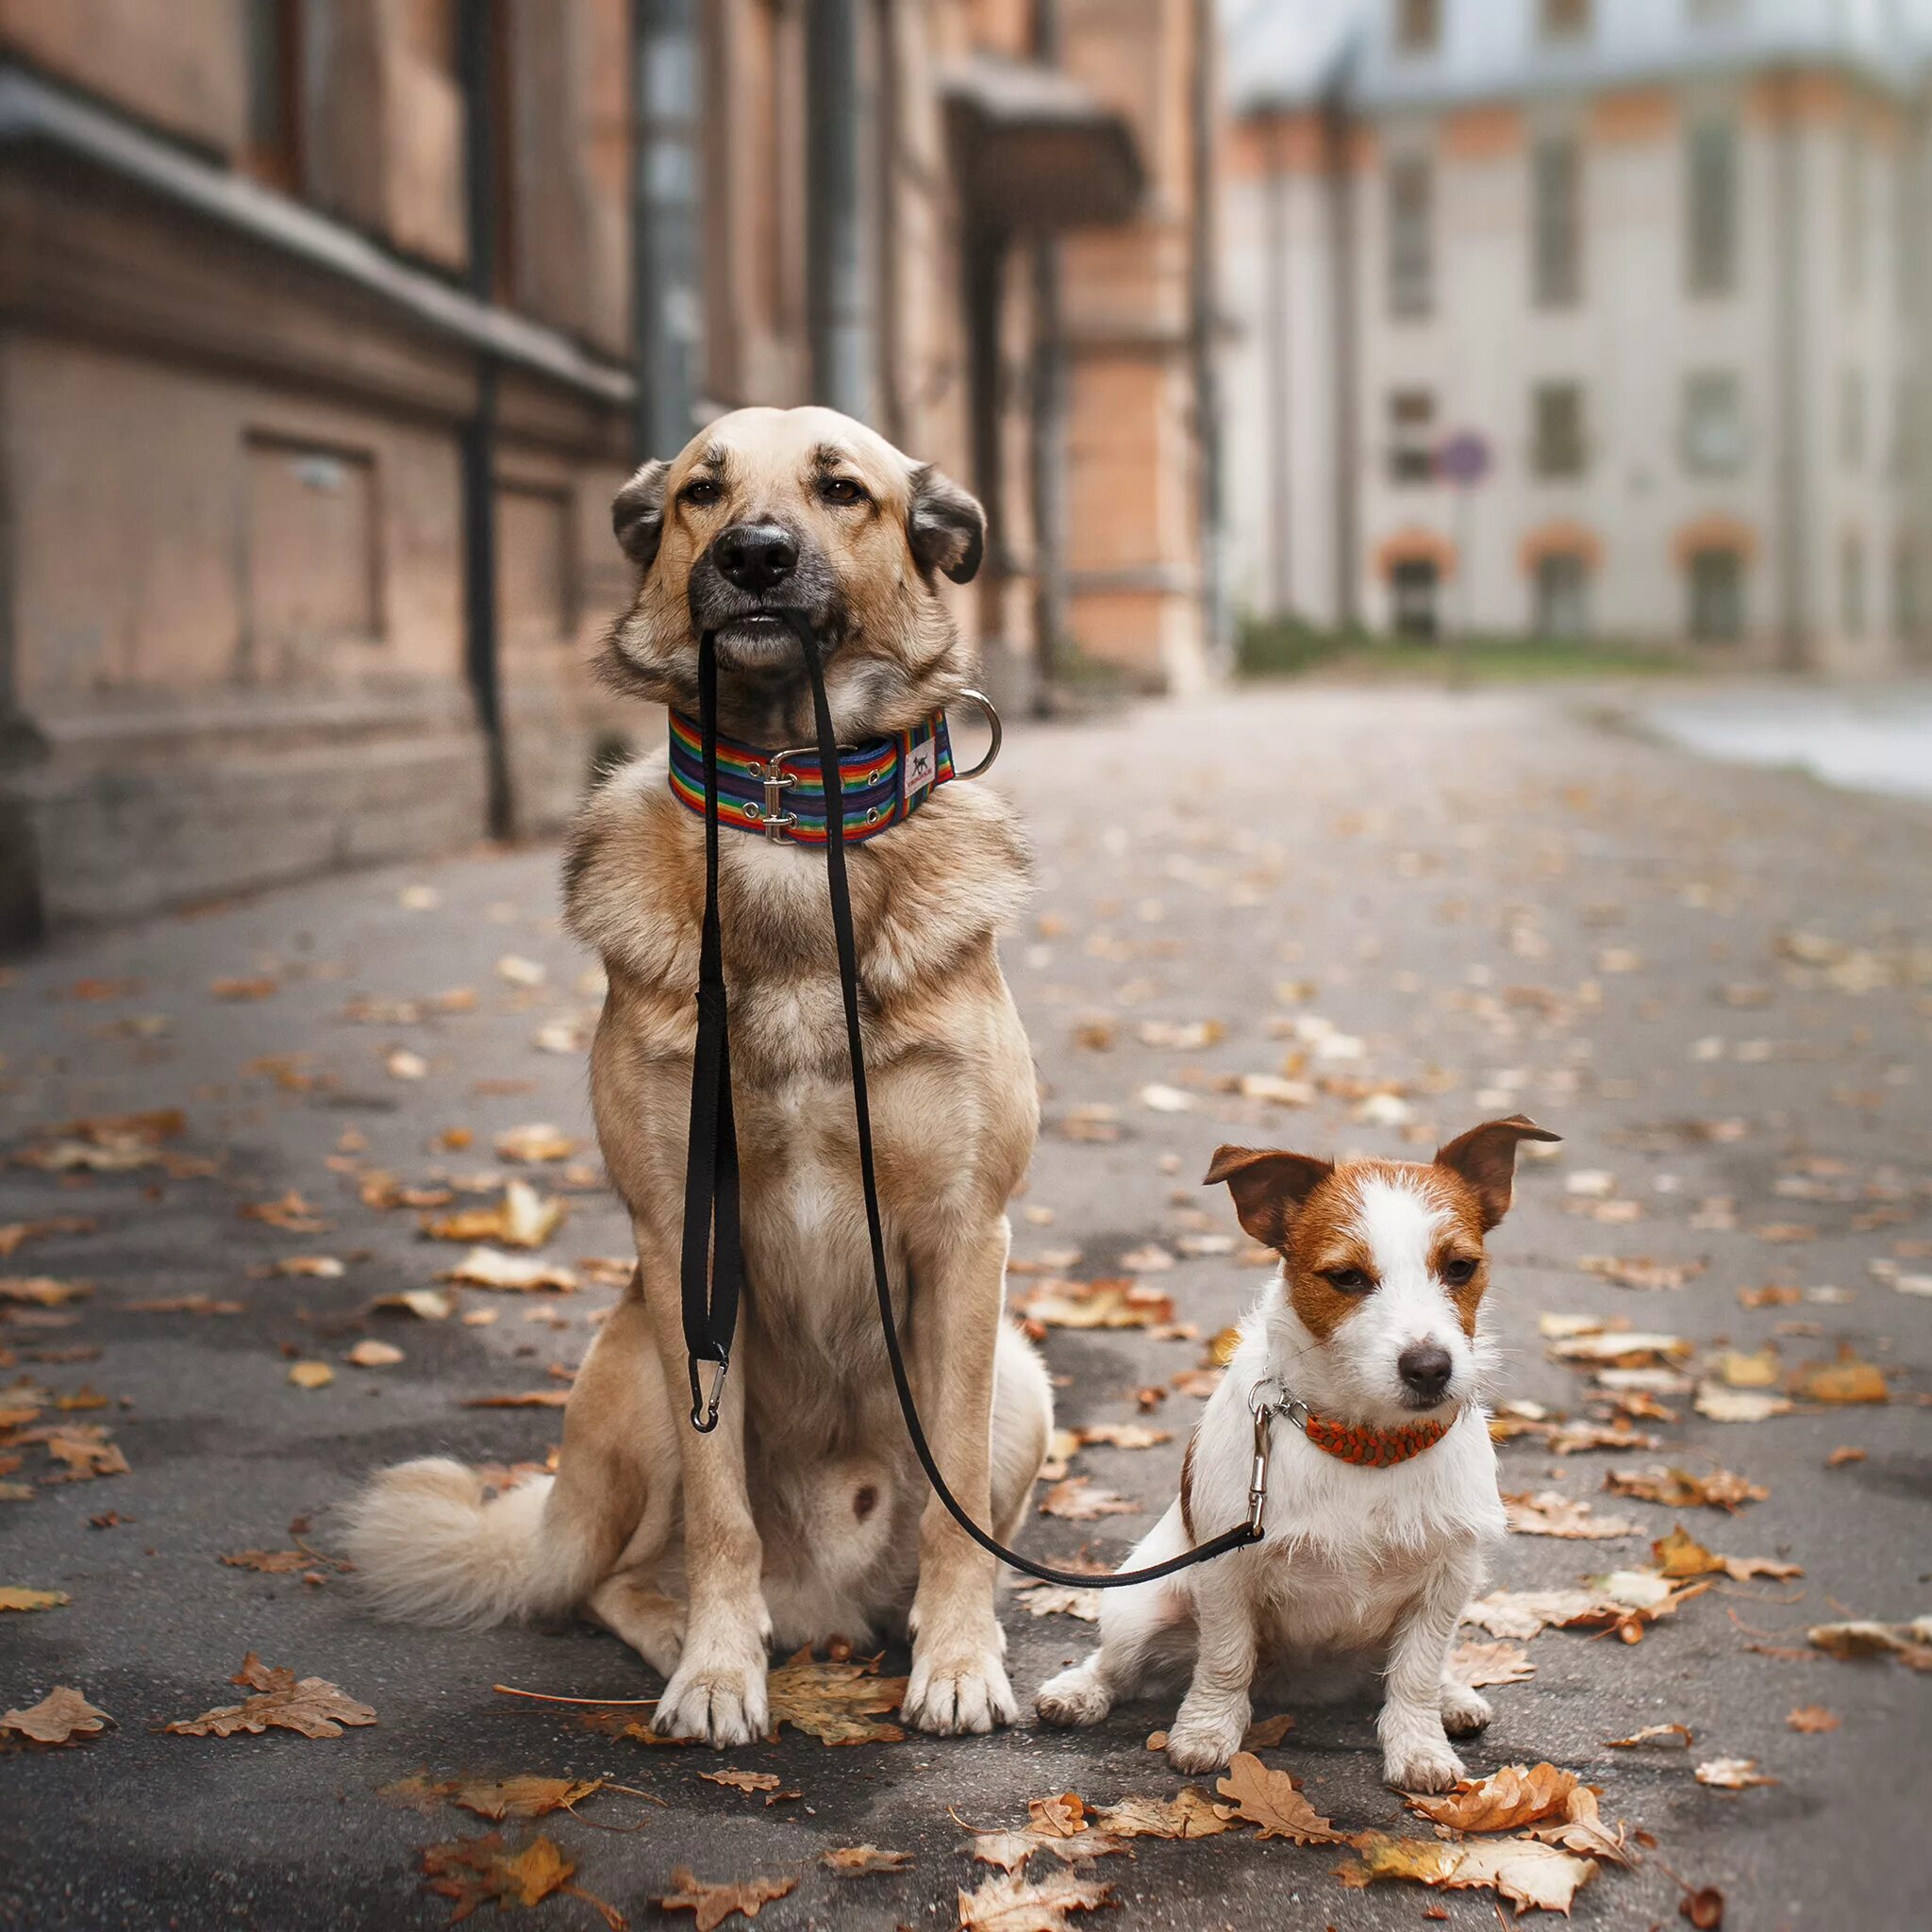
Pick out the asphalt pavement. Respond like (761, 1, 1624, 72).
(2, 679, 1928, 1931)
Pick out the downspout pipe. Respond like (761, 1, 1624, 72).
(457, 2, 511, 838)
(806, 0, 870, 415)
(1029, 0, 1067, 711)
(633, 0, 702, 462)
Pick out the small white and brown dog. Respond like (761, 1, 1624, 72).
(1036, 1115, 1557, 1792)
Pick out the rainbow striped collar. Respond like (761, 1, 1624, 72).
(667, 708, 955, 845)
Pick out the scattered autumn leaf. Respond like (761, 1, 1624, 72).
(1652, 1524, 1801, 1583)
(239, 1191, 330, 1234)
(1807, 1618, 1932, 1667)
(1210, 1752, 1346, 1842)
(1407, 1762, 1580, 1833)
(656, 1867, 796, 1932)
(495, 1124, 576, 1163)
(957, 1865, 1116, 1932)
(1604, 1722, 1693, 1750)
(288, 1361, 335, 1391)
(765, 1646, 908, 1745)
(1340, 1831, 1597, 1914)
(424, 1181, 565, 1251)
(441, 1247, 577, 1293)
(1504, 1491, 1640, 1540)
(219, 1549, 308, 1574)
(165, 1652, 375, 1738)
(1787, 1706, 1840, 1733)
(1790, 1347, 1889, 1405)
(344, 1339, 404, 1368)
(0, 1587, 69, 1611)
(1014, 1277, 1174, 1332)
(822, 1845, 912, 1875)
(0, 1686, 108, 1742)
(1451, 1640, 1536, 1688)
(1693, 1382, 1793, 1423)
(1604, 1466, 1766, 1513)
(1090, 1789, 1234, 1841)
(421, 1832, 619, 1928)
(1039, 1478, 1141, 1522)
(1694, 1757, 1777, 1790)
(0, 1277, 92, 1307)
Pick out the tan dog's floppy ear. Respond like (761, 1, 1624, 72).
(612, 460, 671, 570)
(907, 464, 986, 584)
(1434, 1115, 1561, 1230)
(1204, 1143, 1334, 1253)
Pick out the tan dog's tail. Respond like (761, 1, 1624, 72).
(338, 1459, 602, 1629)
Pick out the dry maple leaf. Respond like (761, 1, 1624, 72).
(1341, 1831, 1598, 1914)
(1504, 1491, 1640, 1540)
(1211, 1752, 1347, 1842)
(656, 1867, 796, 1932)
(957, 1866, 1116, 1932)
(421, 1832, 621, 1928)
(1604, 1465, 1766, 1513)
(1407, 1762, 1580, 1833)
(0, 1587, 69, 1611)
(1694, 1757, 1777, 1790)
(1604, 1722, 1692, 1749)
(165, 1652, 375, 1738)
(821, 1845, 912, 1876)
(1091, 1788, 1233, 1840)
(1451, 1641, 1537, 1688)
(1038, 1478, 1141, 1522)
(765, 1645, 908, 1745)
(1787, 1706, 1840, 1733)
(0, 1685, 109, 1743)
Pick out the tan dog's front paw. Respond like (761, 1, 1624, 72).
(654, 1650, 769, 1748)
(903, 1642, 1017, 1736)
(1383, 1735, 1465, 1793)
(1440, 1681, 1492, 1737)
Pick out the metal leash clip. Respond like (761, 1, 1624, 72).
(1244, 1384, 1309, 1534)
(689, 1356, 728, 1432)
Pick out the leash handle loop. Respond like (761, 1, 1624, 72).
(677, 616, 1263, 1586)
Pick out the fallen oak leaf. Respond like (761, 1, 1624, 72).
(1693, 1382, 1792, 1423)
(700, 1769, 799, 1804)
(1338, 1832, 1598, 1914)
(421, 1832, 622, 1929)
(1807, 1617, 1932, 1666)
(1038, 1478, 1141, 1522)
(822, 1845, 912, 1875)
(965, 1793, 1130, 1869)
(1504, 1491, 1641, 1540)
(1406, 1761, 1580, 1833)
(0, 1587, 69, 1611)
(1240, 1711, 1295, 1749)
(1604, 1722, 1693, 1750)
(1790, 1346, 1889, 1405)
(287, 1361, 335, 1390)
(1525, 1785, 1637, 1868)
(1604, 1465, 1766, 1513)
(441, 1247, 578, 1293)
(1651, 1524, 1802, 1583)
(1089, 1788, 1234, 1840)
(0, 1685, 110, 1742)
(1694, 1757, 1777, 1790)
(1787, 1706, 1840, 1733)
(765, 1645, 907, 1745)
(381, 1774, 605, 1822)
(1451, 1640, 1537, 1688)
(656, 1866, 796, 1932)
(1011, 1580, 1100, 1622)
(1211, 1752, 1347, 1842)
(423, 1181, 566, 1252)
(165, 1652, 375, 1738)
(957, 1865, 1117, 1932)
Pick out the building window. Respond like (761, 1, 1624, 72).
(1841, 369, 1865, 470)
(1391, 559, 1441, 640)
(1540, 0, 1592, 42)
(1389, 390, 1438, 484)
(1532, 382, 1586, 478)
(1688, 547, 1744, 642)
(1388, 154, 1434, 320)
(1841, 533, 1866, 637)
(1682, 371, 1746, 475)
(1687, 117, 1739, 297)
(1531, 137, 1582, 306)
(1534, 553, 1590, 638)
(1396, 0, 1441, 53)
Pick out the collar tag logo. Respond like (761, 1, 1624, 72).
(904, 741, 937, 800)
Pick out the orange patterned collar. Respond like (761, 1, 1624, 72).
(1258, 1387, 1458, 1469)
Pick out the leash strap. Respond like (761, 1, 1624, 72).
(679, 613, 1263, 1586)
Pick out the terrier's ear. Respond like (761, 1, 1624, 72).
(907, 463, 986, 584)
(1433, 1115, 1561, 1230)
(1204, 1143, 1335, 1253)
(612, 460, 671, 571)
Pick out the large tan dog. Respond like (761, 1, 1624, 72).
(343, 407, 1053, 1745)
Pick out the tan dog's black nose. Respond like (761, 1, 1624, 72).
(714, 522, 799, 593)
(1398, 1342, 1453, 1401)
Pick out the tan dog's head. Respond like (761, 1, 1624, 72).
(1208, 1116, 1559, 1422)
(603, 406, 985, 741)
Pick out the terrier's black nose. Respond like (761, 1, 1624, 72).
(713, 522, 799, 592)
(1397, 1342, 1454, 1402)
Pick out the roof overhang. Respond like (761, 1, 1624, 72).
(941, 55, 1144, 234)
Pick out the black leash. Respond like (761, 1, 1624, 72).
(679, 613, 1263, 1589)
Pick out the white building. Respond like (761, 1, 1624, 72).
(1222, 0, 1932, 671)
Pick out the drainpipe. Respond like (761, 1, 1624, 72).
(457, 1, 511, 838)
(632, 0, 702, 461)
(1029, 0, 1067, 710)
(1188, 0, 1228, 671)
(1769, 75, 1810, 672)
(806, 0, 869, 415)
(1264, 109, 1292, 615)
(1323, 78, 1359, 630)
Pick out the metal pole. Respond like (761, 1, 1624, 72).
(457, 0, 510, 839)
(632, 0, 703, 462)
(1029, 0, 1067, 710)
(806, 0, 869, 415)
(1188, 0, 1227, 669)
(1264, 111, 1292, 616)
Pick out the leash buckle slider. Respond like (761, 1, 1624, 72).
(758, 757, 799, 841)
(689, 1356, 729, 1432)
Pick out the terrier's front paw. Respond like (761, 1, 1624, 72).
(1383, 1735, 1465, 1793)
(904, 1641, 1017, 1736)
(654, 1649, 769, 1748)
(1440, 1681, 1492, 1737)
(1164, 1712, 1247, 1776)
(1035, 1663, 1111, 1729)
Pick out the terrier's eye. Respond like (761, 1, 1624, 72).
(681, 477, 723, 508)
(1441, 1257, 1478, 1286)
(1323, 1267, 1374, 1293)
(820, 475, 867, 506)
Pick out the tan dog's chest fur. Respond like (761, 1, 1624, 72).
(341, 407, 1053, 1748)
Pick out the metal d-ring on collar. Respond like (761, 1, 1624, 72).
(950, 688, 1002, 779)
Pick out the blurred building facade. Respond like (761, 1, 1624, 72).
(1223, 0, 1932, 671)
(0, 0, 1219, 941)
